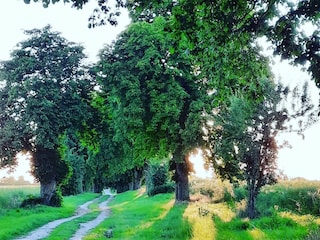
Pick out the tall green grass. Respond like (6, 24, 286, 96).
(257, 179, 320, 216)
(0, 185, 40, 209)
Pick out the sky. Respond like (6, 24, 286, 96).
(0, 0, 319, 182)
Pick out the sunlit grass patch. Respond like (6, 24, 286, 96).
(184, 202, 216, 240)
(84, 190, 191, 240)
(248, 228, 266, 239)
(280, 211, 319, 226)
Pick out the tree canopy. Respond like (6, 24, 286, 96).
(0, 25, 94, 205)
(26, 0, 320, 86)
(96, 17, 208, 200)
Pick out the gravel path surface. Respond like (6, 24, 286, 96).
(15, 195, 113, 240)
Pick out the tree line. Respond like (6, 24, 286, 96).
(0, 0, 318, 218)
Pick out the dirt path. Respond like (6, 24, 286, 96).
(70, 195, 114, 240)
(15, 195, 114, 240)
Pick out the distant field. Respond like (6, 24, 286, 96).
(0, 184, 40, 209)
(0, 184, 40, 188)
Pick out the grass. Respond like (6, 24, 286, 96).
(257, 179, 320, 216)
(0, 185, 40, 209)
(2, 179, 320, 239)
(44, 195, 110, 240)
(84, 189, 191, 240)
(0, 190, 99, 240)
(84, 179, 320, 239)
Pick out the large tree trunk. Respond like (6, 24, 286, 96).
(32, 146, 70, 206)
(175, 161, 190, 202)
(40, 179, 57, 205)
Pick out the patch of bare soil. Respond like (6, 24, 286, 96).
(15, 195, 114, 240)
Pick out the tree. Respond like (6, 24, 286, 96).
(127, 0, 320, 86)
(0, 25, 93, 205)
(27, 1, 320, 85)
(59, 130, 87, 195)
(96, 17, 208, 201)
(210, 80, 316, 218)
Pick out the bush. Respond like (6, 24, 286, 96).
(149, 183, 175, 196)
(49, 190, 63, 207)
(20, 195, 42, 208)
(234, 186, 247, 202)
(146, 162, 174, 196)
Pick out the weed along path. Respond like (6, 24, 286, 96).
(15, 195, 114, 240)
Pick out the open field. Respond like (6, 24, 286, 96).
(2, 179, 320, 239)
(0, 184, 40, 209)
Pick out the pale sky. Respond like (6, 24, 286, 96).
(0, 0, 319, 182)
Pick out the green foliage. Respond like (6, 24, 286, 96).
(306, 228, 320, 240)
(126, 0, 320, 86)
(96, 17, 208, 200)
(0, 25, 94, 204)
(146, 162, 174, 196)
(20, 195, 42, 208)
(210, 80, 316, 218)
(97, 17, 205, 162)
(59, 131, 87, 195)
(234, 186, 248, 202)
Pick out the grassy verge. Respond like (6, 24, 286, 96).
(44, 195, 110, 240)
(84, 189, 191, 240)
(84, 179, 320, 240)
(0, 192, 99, 240)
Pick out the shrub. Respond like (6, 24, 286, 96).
(146, 162, 174, 196)
(20, 195, 42, 208)
(49, 190, 63, 207)
(148, 183, 175, 196)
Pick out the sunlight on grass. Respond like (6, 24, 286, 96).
(184, 202, 216, 240)
(139, 199, 175, 231)
(248, 228, 266, 239)
(84, 190, 190, 240)
(211, 203, 235, 222)
(280, 211, 320, 226)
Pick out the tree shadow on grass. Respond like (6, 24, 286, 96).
(134, 202, 192, 240)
